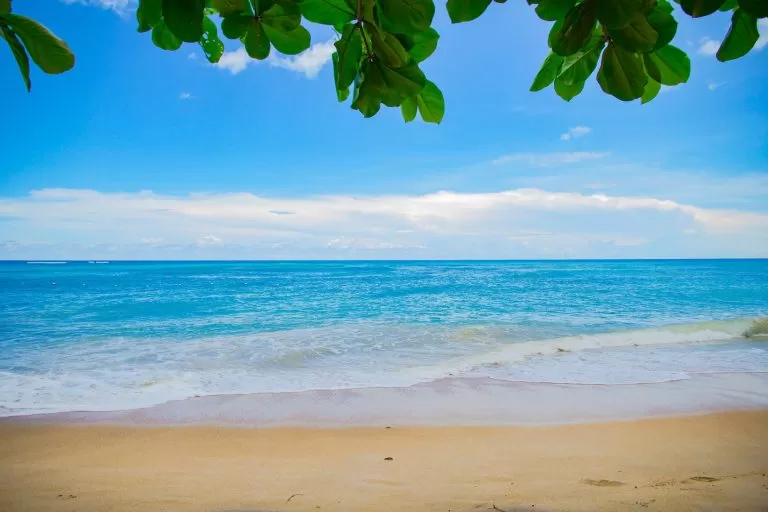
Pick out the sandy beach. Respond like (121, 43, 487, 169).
(1, 410, 767, 512)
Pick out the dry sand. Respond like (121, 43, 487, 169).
(1, 411, 767, 512)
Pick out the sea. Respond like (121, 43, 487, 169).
(1, 259, 767, 420)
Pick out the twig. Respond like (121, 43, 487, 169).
(286, 493, 304, 503)
(491, 505, 509, 512)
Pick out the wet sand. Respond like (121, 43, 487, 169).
(1, 411, 767, 511)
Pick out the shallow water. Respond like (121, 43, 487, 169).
(1, 259, 766, 416)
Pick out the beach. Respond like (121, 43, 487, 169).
(2, 411, 767, 512)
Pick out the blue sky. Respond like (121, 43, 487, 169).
(0, 0, 767, 259)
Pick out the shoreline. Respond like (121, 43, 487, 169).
(5, 372, 768, 427)
(2, 411, 766, 511)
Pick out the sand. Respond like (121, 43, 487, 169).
(1, 411, 767, 512)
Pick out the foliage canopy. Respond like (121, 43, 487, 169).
(2, 0, 766, 123)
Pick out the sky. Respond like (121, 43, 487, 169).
(0, 0, 767, 260)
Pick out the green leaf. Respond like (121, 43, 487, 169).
(401, 96, 417, 121)
(396, 27, 439, 62)
(646, 2, 678, 49)
(163, 0, 204, 42)
(152, 18, 183, 50)
(212, 0, 248, 16)
(530, 51, 564, 91)
(608, 12, 658, 52)
(554, 75, 585, 100)
(299, 0, 355, 25)
(378, 60, 427, 100)
(596, 0, 645, 28)
(641, 76, 661, 103)
(199, 16, 224, 62)
(680, 0, 726, 17)
(333, 24, 362, 90)
(369, 25, 410, 67)
(717, 8, 759, 61)
(558, 34, 605, 84)
(242, 20, 270, 58)
(254, 0, 276, 12)
(3, 14, 75, 74)
(597, 42, 648, 100)
(262, 2, 302, 32)
(646, 44, 689, 85)
(535, 0, 576, 21)
(415, 79, 444, 123)
(550, 2, 598, 56)
(719, 0, 738, 10)
(264, 24, 310, 54)
(352, 60, 383, 117)
(1, 26, 31, 91)
(332, 53, 351, 101)
(379, 0, 435, 33)
(446, 0, 492, 23)
(221, 14, 251, 39)
(0, 0, 10, 13)
(137, 0, 162, 32)
(737, 0, 768, 17)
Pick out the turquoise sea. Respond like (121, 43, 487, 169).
(1, 260, 767, 417)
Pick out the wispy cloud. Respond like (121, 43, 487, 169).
(697, 37, 720, 56)
(492, 152, 609, 167)
(560, 126, 591, 141)
(60, 0, 134, 13)
(757, 20, 768, 50)
(268, 41, 335, 79)
(1, 187, 766, 259)
(707, 82, 725, 91)
(215, 41, 335, 78)
(179, 91, 193, 100)
(215, 48, 251, 75)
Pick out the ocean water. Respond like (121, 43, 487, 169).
(1, 260, 767, 417)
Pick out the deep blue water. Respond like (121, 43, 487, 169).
(1, 260, 767, 415)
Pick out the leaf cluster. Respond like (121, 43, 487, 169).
(2, 0, 766, 120)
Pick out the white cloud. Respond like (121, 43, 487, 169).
(560, 126, 591, 141)
(179, 91, 193, 100)
(492, 152, 609, 167)
(60, 0, 133, 13)
(197, 234, 223, 247)
(1, 187, 766, 259)
(707, 82, 725, 91)
(215, 48, 252, 75)
(698, 38, 720, 56)
(267, 41, 335, 79)
(757, 20, 768, 50)
(187, 53, 198, 60)
(214, 41, 335, 78)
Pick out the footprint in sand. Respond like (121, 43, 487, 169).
(582, 478, 625, 487)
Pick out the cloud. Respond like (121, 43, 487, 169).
(197, 234, 223, 247)
(60, 0, 133, 13)
(492, 152, 609, 167)
(560, 126, 591, 141)
(268, 41, 335, 79)
(758, 20, 768, 50)
(215, 48, 251, 75)
(187, 53, 198, 60)
(697, 38, 720, 56)
(179, 92, 193, 100)
(1, 187, 766, 259)
(214, 41, 335, 78)
(707, 82, 725, 91)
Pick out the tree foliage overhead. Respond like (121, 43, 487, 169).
(2, 0, 766, 123)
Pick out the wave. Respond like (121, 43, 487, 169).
(744, 317, 768, 338)
(401, 317, 761, 380)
